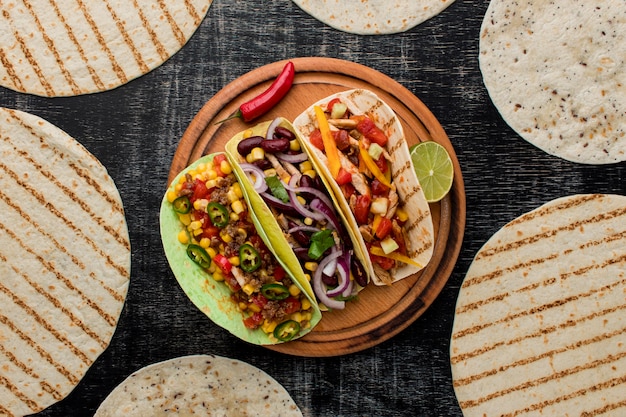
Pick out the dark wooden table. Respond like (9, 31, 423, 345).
(2, 1, 623, 416)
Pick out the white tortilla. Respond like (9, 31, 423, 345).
(451, 194, 626, 416)
(292, 0, 456, 35)
(0, 0, 213, 97)
(95, 355, 303, 416)
(479, 0, 626, 164)
(0, 107, 130, 415)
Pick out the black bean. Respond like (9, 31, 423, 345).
(252, 159, 272, 170)
(351, 259, 368, 287)
(299, 174, 315, 189)
(273, 126, 296, 140)
(261, 137, 290, 153)
(237, 136, 264, 156)
(322, 272, 338, 287)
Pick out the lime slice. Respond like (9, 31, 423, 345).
(409, 141, 454, 203)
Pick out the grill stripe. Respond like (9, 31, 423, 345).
(103, 0, 149, 73)
(132, 0, 169, 61)
(183, 0, 202, 24)
(21, 0, 81, 95)
(1, 8, 55, 95)
(157, 0, 186, 46)
(0, 374, 38, 412)
(46, 0, 105, 90)
(581, 399, 626, 417)
(0, 46, 25, 92)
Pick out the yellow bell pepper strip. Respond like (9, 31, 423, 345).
(314, 105, 341, 179)
(359, 142, 393, 189)
(370, 246, 423, 268)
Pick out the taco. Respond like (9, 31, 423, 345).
(225, 118, 369, 310)
(159, 153, 321, 344)
(292, 89, 434, 285)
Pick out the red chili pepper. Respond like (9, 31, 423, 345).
(216, 61, 295, 124)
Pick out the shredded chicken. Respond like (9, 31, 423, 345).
(385, 189, 399, 219)
(359, 225, 374, 242)
(265, 154, 290, 181)
(373, 264, 393, 285)
(328, 118, 358, 129)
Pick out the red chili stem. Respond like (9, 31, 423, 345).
(215, 61, 295, 125)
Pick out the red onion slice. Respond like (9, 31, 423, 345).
(312, 249, 345, 310)
(287, 174, 325, 222)
(239, 163, 268, 193)
(276, 152, 309, 164)
(266, 117, 282, 140)
(326, 250, 352, 298)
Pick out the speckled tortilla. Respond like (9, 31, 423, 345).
(451, 194, 626, 416)
(94, 355, 303, 416)
(479, 0, 626, 164)
(0, 107, 130, 415)
(292, 0, 455, 35)
(0, 0, 213, 97)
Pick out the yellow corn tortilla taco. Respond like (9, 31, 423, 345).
(225, 118, 370, 311)
(292, 89, 435, 285)
(159, 152, 321, 345)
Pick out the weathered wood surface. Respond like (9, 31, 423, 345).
(1, 1, 623, 416)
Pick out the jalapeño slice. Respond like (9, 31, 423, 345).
(273, 320, 301, 342)
(239, 243, 261, 273)
(186, 244, 211, 269)
(172, 195, 191, 213)
(206, 202, 229, 228)
(261, 283, 290, 300)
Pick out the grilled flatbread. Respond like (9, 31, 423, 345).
(292, 0, 456, 35)
(479, 0, 626, 164)
(451, 194, 626, 416)
(95, 354, 303, 416)
(0, 108, 130, 415)
(0, 0, 213, 97)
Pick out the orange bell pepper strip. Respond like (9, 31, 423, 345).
(359, 142, 393, 189)
(370, 246, 423, 268)
(314, 105, 341, 179)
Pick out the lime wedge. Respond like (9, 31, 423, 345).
(409, 141, 454, 203)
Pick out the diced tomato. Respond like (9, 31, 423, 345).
(335, 167, 352, 185)
(370, 178, 389, 197)
(200, 224, 220, 240)
(332, 129, 351, 151)
(354, 194, 371, 225)
(309, 129, 324, 150)
(369, 246, 395, 270)
(375, 217, 393, 239)
(392, 224, 408, 256)
(243, 312, 264, 329)
(340, 183, 356, 200)
(282, 296, 301, 315)
(213, 154, 227, 177)
(250, 293, 268, 309)
(354, 116, 388, 146)
(326, 98, 342, 113)
(224, 274, 241, 292)
(190, 179, 209, 202)
(274, 265, 286, 282)
(213, 253, 232, 275)
(248, 234, 269, 257)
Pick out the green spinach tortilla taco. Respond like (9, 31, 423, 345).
(292, 89, 435, 285)
(159, 153, 321, 344)
(225, 118, 370, 311)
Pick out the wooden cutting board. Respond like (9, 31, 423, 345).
(168, 57, 466, 356)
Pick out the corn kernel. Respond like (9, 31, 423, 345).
(227, 188, 239, 203)
(199, 237, 211, 248)
(193, 198, 208, 211)
(238, 302, 248, 311)
(178, 176, 186, 184)
(243, 129, 254, 139)
(299, 161, 313, 173)
(289, 139, 301, 151)
(177, 230, 189, 244)
(288, 284, 301, 296)
(248, 303, 261, 313)
(220, 160, 232, 175)
(301, 298, 311, 310)
(231, 200, 245, 214)
(304, 262, 318, 272)
(205, 179, 218, 189)
(304, 273, 311, 282)
(220, 232, 233, 243)
(295, 196, 306, 206)
(264, 168, 277, 177)
(193, 228, 203, 236)
(304, 217, 314, 226)
(302, 170, 317, 178)
(262, 320, 278, 334)
(246, 147, 265, 163)
(178, 213, 191, 226)
(196, 163, 206, 173)
(229, 212, 240, 222)
(213, 270, 224, 282)
(207, 169, 218, 180)
(242, 284, 255, 295)
(189, 220, 203, 230)
(291, 312, 303, 323)
(395, 207, 409, 222)
(166, 190, 177, 203)
(237, 228, 247, 239)
(229, 256, 240, 267)
(232, 182, 243, 198)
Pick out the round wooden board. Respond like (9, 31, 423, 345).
(168, 57, 466, 357)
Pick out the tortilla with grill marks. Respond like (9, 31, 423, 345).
(0, 107, 130, 415)
(0, 0, 213, 97)
(450, 194, 626, 416)
(94, 355, 303, 417)
(479, 0, 626, 164)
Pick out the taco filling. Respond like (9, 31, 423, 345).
(305, 98, 421, 283)
(166, 153, 313, 341)
(229, 119, 368, 310)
